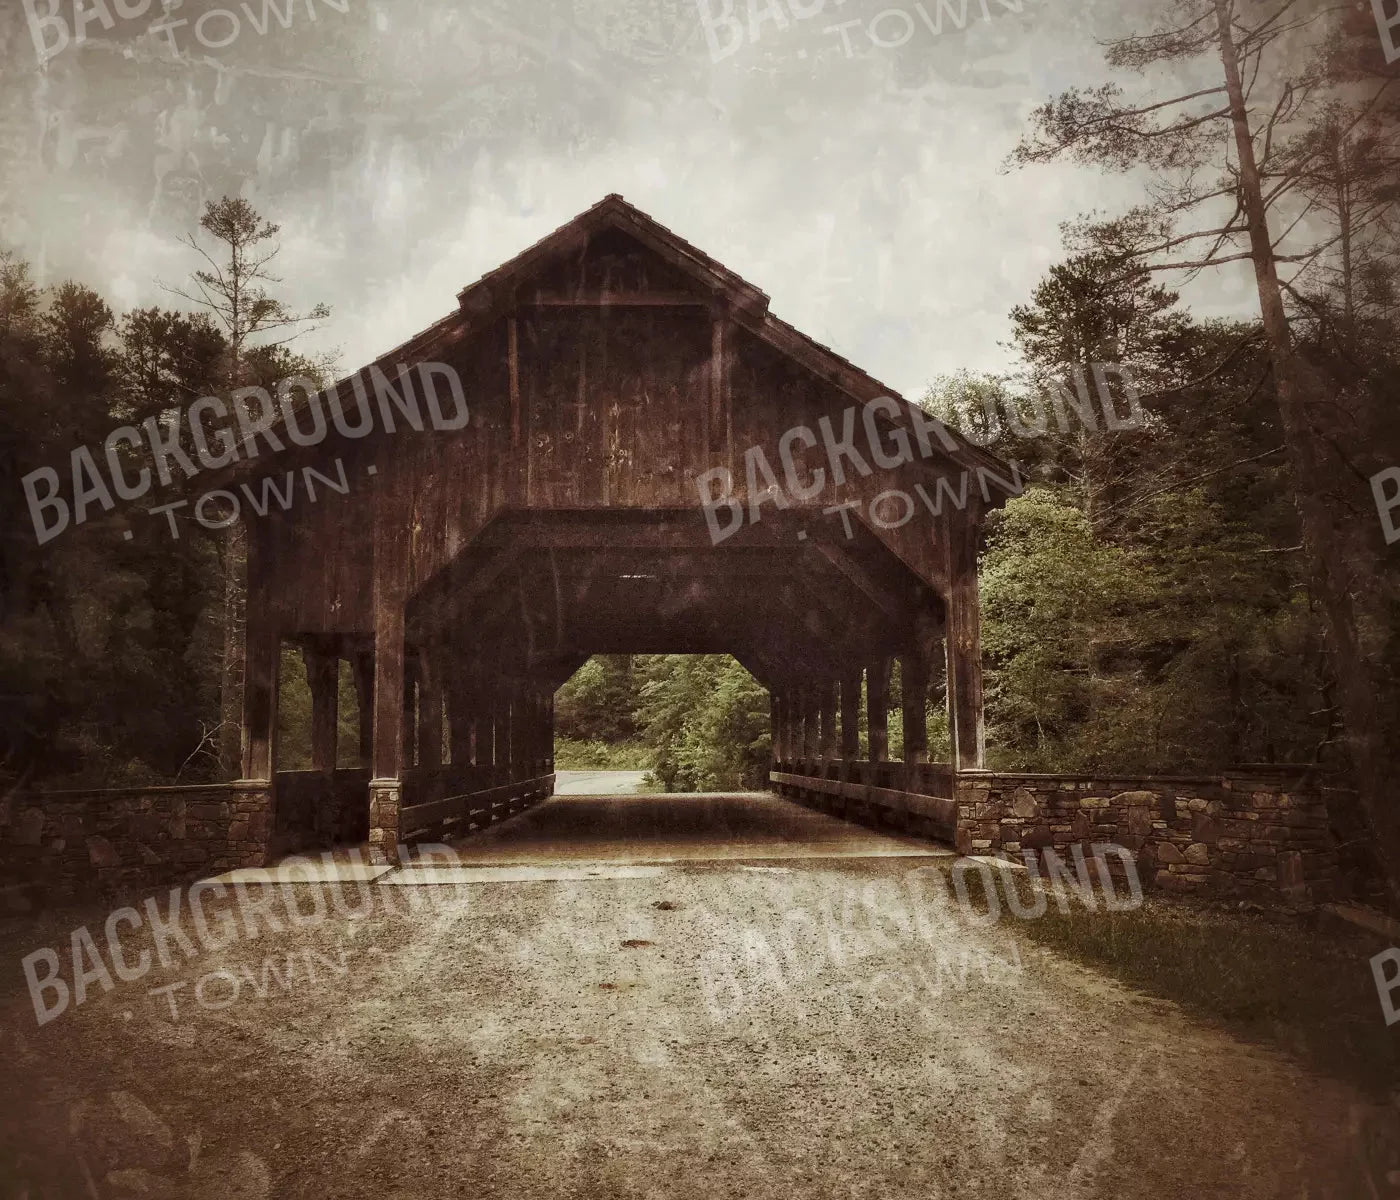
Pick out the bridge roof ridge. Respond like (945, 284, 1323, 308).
(455, 192, 770, 315)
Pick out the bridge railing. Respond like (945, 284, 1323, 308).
(398, 763, 553, 843)
(770, 757, 957, 842)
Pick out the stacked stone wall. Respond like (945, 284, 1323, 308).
(0, 783, 273, 904)
(954, 768, 1337, 905)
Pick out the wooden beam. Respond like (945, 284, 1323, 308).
(868, 658, 890, 763)
(240, 527, 279, 783)
(522, 291, 711, 307)
(350, 650, 374, 768)
(417, 651, 443, 770)
(818, 680, 837, 760)
(802, 688, 820, 760)
(472, 511, 793, 552)
(840, 671, 861, 760)
(810, 538, 905, 623)
(945, 515, 986, 770)
(729, 649, 777, 690)
(369, 489, 411, 855)
(508, 315, 521, 448)
(402, 653, 419, 769)
(902, 652, 929, 766)
(302, 646, 339, 773)
(499, 682, 515, 781)
(444, 669, 472, 766)
(373, 598, 405, 783)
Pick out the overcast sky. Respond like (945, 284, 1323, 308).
(0, 0, 1265, 397)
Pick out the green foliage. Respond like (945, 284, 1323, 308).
(969, 225, 1336, 775)
(633, 655, 771, 792)
(276, 647, 316, 774)
(552, 738, 652, 770)
(275, 654, 367, 773)
(982, 484, 1327, 772)
(552, 655, 770, 791)
(981, 488, 1145, 770)
(0, 253, 228, 787)
(554, 655, 638, 742)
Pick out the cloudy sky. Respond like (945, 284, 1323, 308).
(0, 0, 1265, 397)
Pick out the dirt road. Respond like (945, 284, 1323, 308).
(552, 770, 649, 795)
(0, 792, 1387, 1197)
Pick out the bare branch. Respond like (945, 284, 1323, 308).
(1140, 251, 1257, 271)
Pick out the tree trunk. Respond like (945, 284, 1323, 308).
(1336, 139, 1354, 328)
(218, 524, 247, 778)
(1214, 0, 1399, 905)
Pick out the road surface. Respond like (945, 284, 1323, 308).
(552, 769, 650, 795)
(0, 791, 1384, 1198)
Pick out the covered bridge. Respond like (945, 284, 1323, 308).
(232, 195, 1018, 860)
(6, 197, 1337, 911)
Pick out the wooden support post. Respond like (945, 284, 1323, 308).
(538, 691, 549, 773)
(508, 316, 521, 447)
(840, 672, 861, 761)
(417, 652, 443, 771)
(818, 680, 837, 760)
(445, 673, 471, 765)
(710, 311, 731, 461)
(531, 690, 542, 774)
(535, 690, 546, 773)
(240, 529, 279, 783)
(477, 686, 495, 772)
(235, 527, 278, 865)
(499, 682, 514, 782)
(240, 626, 279, 782)
(545, 692, 555, 772)
(350, 651, 374, 768)
(302, 646, 339, 774)
(868, 659, 889, 762)
(402, 654, 418, 770)
(802, 688, 820, 762)
(369, 519, 408, 858)
(520, 688, 534, 775)
(538, 691, 550, 773)
(946, 519, 987, 770)
(772, 690, 786, 764)
(902, 653, 929, 766)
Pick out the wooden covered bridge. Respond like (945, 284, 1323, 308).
(234, 196, 1017, 860)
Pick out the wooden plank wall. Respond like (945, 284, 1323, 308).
(259, 233, 976, 638)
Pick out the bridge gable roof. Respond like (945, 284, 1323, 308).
(363, 194, 1005, 478)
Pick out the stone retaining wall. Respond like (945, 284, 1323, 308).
(954, 768, 1337, 905)
(0, 782, 273, 904)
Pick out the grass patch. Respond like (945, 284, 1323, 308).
(552, 738, 653, 770)
(1020, 893, 1400, 1096)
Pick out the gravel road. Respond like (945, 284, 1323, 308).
(0, 791, 1387, 1198)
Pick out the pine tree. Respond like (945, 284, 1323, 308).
(1008, 0, 1400, 902)
(164, 198, 330, 777)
